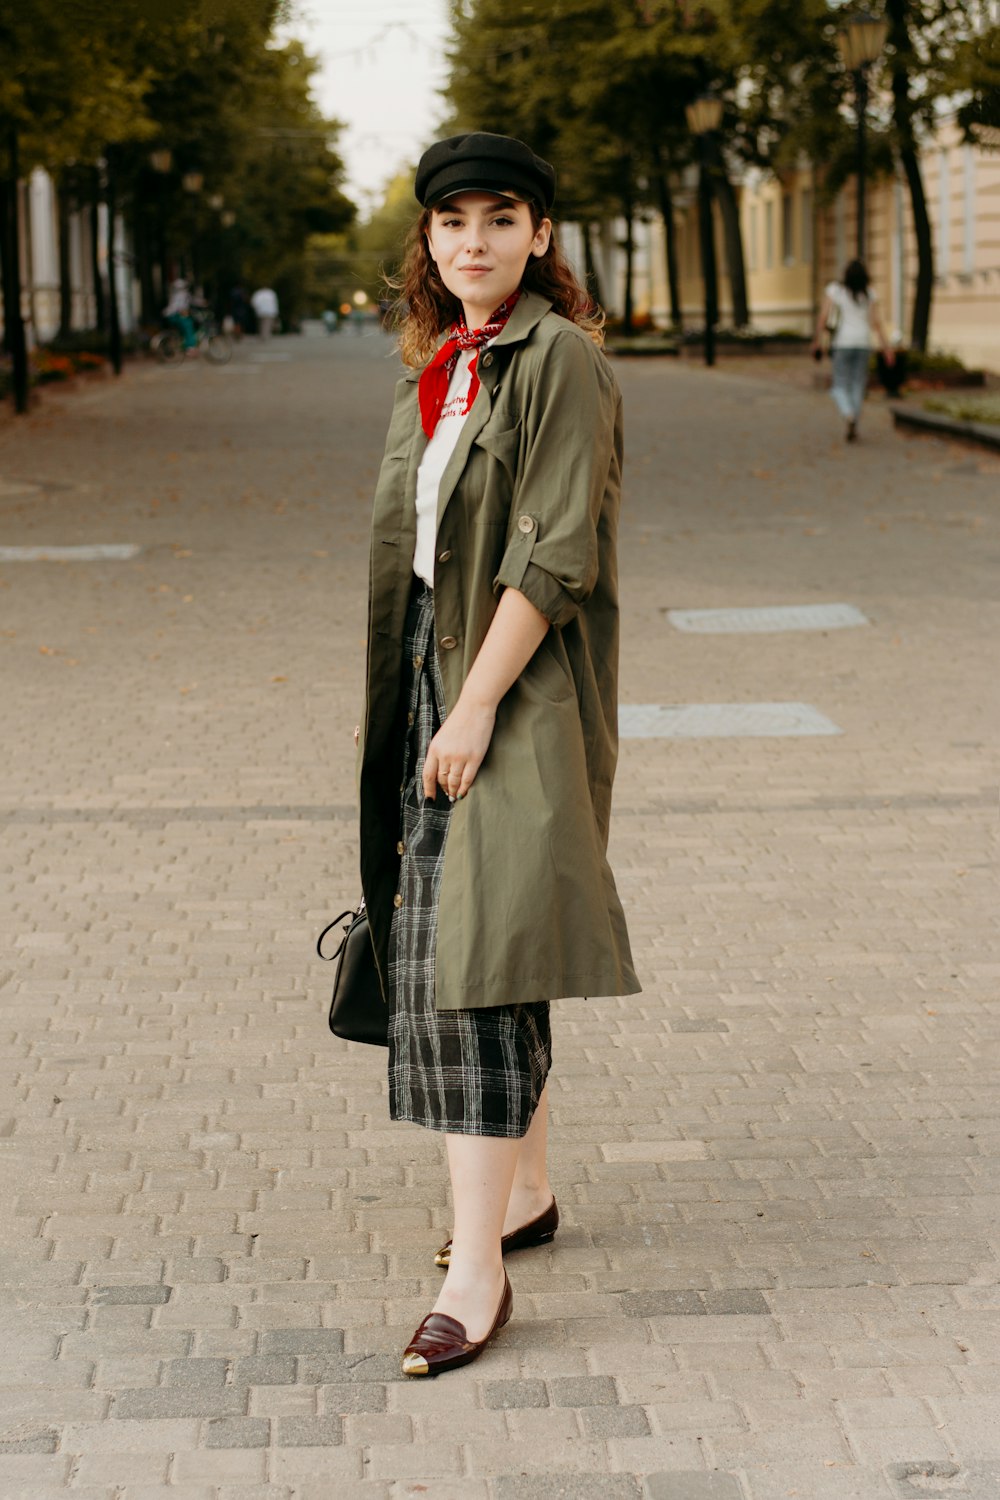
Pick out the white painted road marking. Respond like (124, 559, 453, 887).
(619, 703, 842, 738)
(0, 544, 141, 562)
(667, 603, 869, 633)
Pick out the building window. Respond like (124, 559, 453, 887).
(765, 200, 774, 269)
(782, 192, 794, 264)
(749, 203, 758, 271)
(938, 146, 950, 277)
(963, 144, 975, 275)
(801, 186, 813, 264)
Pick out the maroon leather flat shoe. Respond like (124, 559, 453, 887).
(434, 1198, 559, 1268)
(401, 1271, 513, 1377)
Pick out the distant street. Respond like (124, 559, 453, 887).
(2, 331, 999, 1499)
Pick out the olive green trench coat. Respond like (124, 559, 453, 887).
(358, 289, 641, 1011)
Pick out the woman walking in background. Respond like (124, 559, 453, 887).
(356, 132, 640, 1377)
(813, 259, 895, 442)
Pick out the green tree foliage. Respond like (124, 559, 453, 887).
(0, 0, 354, 397)
(441, 0, 1000, 348)
(444, 0, 766, 327)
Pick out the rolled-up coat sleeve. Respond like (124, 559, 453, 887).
(493, 330, 619, 629)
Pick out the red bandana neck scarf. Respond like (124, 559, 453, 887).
(418, 291, 520, 439)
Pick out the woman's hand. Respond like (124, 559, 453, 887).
(422, 700, 496, 802)
(421, 587, 548, 803)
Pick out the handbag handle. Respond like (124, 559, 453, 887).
(316, 911, 354, 962)
(316, 898, 367, 961)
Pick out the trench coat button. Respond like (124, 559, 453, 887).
(413, 653, 423, 669)
(439, 635, 457, 650)
(481, 351, 494, 368)
(396, 840, 405, 855)
(437, 549, 452, 562)
(393, 893, 403, 908)
(407, 711, 415, 726)
(517, 514, 536, 535)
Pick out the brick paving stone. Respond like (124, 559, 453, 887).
(504, 1407, 579, 1442)
(384, 1484, 487, 1500)
(163, 1358, 228, 1388)
(362, 1441, 463, 1479)
(90, 1286, 170, 1306)
(494, 1478, 643, 1499)
(483, 1378, 549, 1408)
(580, 1403, 651, 1437)
(274, 1414, 344, 1446)
(72, 1453, 169, 1484)
(3, 338, 1000, 1498)
(742, 1466, 896, 1499)
(623, 1289, 705, 1317)
(202, 1417, 270, 1448)
(644, 1476, 746, 1500)
(547, 1375, 619, 1407)
(0, 1429, 59, 1453)
(316, 1383, 388, 1416)
(231, 1354, 296, 1386)
(171, 1448, 268, 1482)
(112, 1388, 247, 1419)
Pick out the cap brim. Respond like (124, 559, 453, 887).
(427, 182, 533, 208)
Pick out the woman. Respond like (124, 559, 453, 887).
(356, 131, 641, 1377)
(813, 258, 894, 442)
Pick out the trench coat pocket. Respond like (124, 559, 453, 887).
(474, 423, 521, 483)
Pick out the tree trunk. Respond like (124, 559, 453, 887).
(622, 212, 635, 333)
(104, 153, 122, 376)
(886, 0, 933, 350)
(900, 144, 932, 349)
(90, 170, 105, 332)
(57, 176, 73, 337)
(651, 143, 682, 328)
(581, 222, 604, 310)
(698, 150, 719, 366)
(707, 138, 749, 328)
(2, 130, 30, 414)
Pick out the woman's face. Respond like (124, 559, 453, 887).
(426, 192, 552, 327)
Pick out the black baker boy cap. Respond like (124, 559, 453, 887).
(415, 132, 556, 212)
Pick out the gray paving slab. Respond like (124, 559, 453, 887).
(1, 336, 999, 1497)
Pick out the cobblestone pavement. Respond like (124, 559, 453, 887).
(1, 332, 998, 1500)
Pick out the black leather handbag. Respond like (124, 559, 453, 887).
(316, 899, 388, 1047)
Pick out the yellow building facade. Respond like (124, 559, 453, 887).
(643, 121, 1000, 372)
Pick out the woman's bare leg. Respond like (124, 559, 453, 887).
(503, 1082, 553, 1234)
(432, 1133, 520, 1341)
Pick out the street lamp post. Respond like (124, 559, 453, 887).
(837, 12, 887, 260)
(686, 93, 723, 367)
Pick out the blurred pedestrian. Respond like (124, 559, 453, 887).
(251, 284, 279, 340)
(356, 131, 640, 1379)
(163, 277, 196, 352)
(229, 286, 250, 339)
(813, 259, 895, 442)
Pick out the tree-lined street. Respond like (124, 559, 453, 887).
(1, 340, 999, 1497)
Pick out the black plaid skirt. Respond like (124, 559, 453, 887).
(387, 582, 552, 1138)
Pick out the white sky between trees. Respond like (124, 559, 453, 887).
(278, 0, 451, 215)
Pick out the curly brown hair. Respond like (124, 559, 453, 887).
(387, 199, 605, 368)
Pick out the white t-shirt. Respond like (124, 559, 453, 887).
(251, 287, 279, 317)
(826, 282, 877, 349)
(412, 339, 495, 588)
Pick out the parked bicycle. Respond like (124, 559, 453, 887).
(152, 310, 232, 365)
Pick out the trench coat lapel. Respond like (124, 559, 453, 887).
(433, 291, 552, 535)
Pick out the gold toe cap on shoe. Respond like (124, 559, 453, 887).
(402, 1352, 430, 1376)
(433, 1247, 451, 1268)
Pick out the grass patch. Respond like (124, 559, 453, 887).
(923, 393, 1000, 426)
